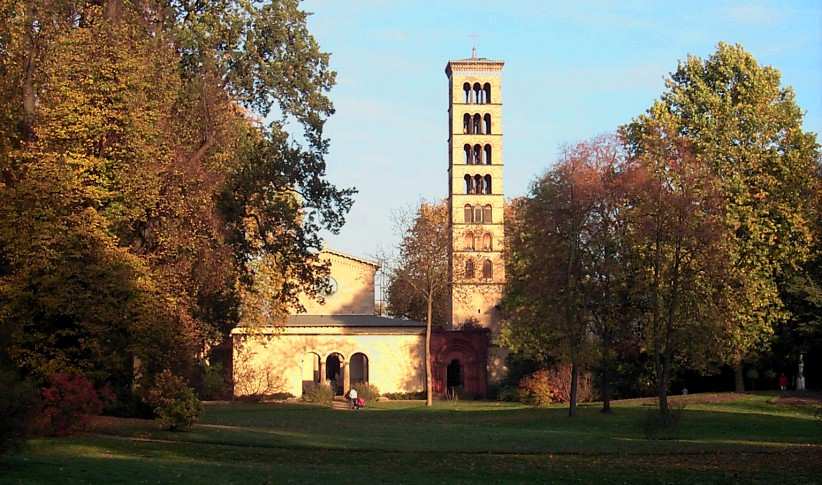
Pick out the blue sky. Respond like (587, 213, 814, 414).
(302, 0, 822, 260)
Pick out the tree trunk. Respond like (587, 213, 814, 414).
(425, 292, 433, 407)
(600, 356, 611, 414)
(657, 359, 669, 415)
(568, 361, 579, 417)
(734, 360, 745, 393)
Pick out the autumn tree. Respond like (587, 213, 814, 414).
(0, 1, 353, 400)
(386, 201, 450, 406)
(623, 119, 731, 415)
(501, 142, 604, 417)
(623, 43, 820, 391)
(575, 136, 640, 414)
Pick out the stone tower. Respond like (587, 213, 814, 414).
(445, 54, 505, 336)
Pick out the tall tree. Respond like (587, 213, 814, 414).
(623, 43, 819, 391)
(576, 136, 639, 414)
(0, 1, 354, 396)
(623, 119, 731, 414)
(387, 201, 449, 407)
(502, 142, 603, 417)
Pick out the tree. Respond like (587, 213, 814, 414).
(623, 43, 820, 391)
(387, 201, 450, 406)
(0, 1, 353, 399)
(501, 142, 603, 417)
(575, 136, 639, 414)
(623, 119, 731, 415)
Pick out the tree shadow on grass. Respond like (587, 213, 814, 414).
(4, 433, 822, 485)
(83, 400, 822, 456)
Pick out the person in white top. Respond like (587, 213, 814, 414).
(348, 388, 359, 409)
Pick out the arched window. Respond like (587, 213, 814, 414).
(463, 114, 470, 134)
(463, 82, 471, 103)
(465, 259, 475, 278)
(474, 233, 482, 251)
(350, 353, 369, 384)
(484, 144, 492, 165)
(473, 206, 483, 223)
(474, 174, 484, 195)
(482, 259, 493, 279)
(484, 175, 492, 194)
(472, 114, 481, 135)
(464, 175, 473, 194)
(483, 204, 492, 223)
(482, 233, 492, 250)
(473, 144, 482, 164)
(484, 114, 492, 134)
(473, 83, 482, 104)
(464, 231, 474, 250)
(463, 204, 473, 223)
(464, 144, 472, 164)
(484, 83, 492, 103)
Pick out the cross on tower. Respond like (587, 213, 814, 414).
(469, 33, 479, 58)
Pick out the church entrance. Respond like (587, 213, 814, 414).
(447, 359, 463, 394)
(326, 353, 344, 396)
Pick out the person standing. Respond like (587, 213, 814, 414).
(778, 373, 788, 391)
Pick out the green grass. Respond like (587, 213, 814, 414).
(2, 393, 821, 484)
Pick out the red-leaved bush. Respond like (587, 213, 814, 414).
(40, 373, 103, 436)
(518, 365, 593, 406)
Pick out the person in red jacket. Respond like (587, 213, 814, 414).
(778, 373, 788, 391)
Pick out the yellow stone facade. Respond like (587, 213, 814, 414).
(298, 250, 377, 315)
(446, 57, 506, 332)
(232, 250, 426, 398)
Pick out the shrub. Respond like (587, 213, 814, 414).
(302, 382, 333, 405)
(200, 362, 229, 400)
(517, 366, 593, 406)
(641, 403, 686, 440)
(0, 369, 39, 454)
(145, 370, 202, 431)
(496, 386, 519, 402)
(350, 383, 379, 402)
(40, 373, 103, 436)
(381, 391, 426, 400)
(518, 370, 554, 406)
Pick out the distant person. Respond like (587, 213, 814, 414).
(348, 387, 359, 409)
(682, 387, 688, 396)
(779, 373, 788, 391)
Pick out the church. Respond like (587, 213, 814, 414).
(232, 54, 507, 399)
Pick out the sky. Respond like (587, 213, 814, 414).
(301, 0, 822, 261)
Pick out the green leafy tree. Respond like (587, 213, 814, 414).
(623, 43, 820, 390)
(0, 1, 353, 401)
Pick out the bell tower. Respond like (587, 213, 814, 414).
(445, 54, 505, 333)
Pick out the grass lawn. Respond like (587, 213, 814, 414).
(2, 392, 821, 484)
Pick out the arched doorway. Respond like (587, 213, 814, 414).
(326, 353, 345, 396)
(301, 352, 321, 396)
(350, 353, 369, 385)
(447, 359, 463, 393)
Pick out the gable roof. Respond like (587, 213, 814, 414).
(323, 248, 380, 268)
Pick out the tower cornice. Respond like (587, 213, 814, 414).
(445, 59, 504, 76)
